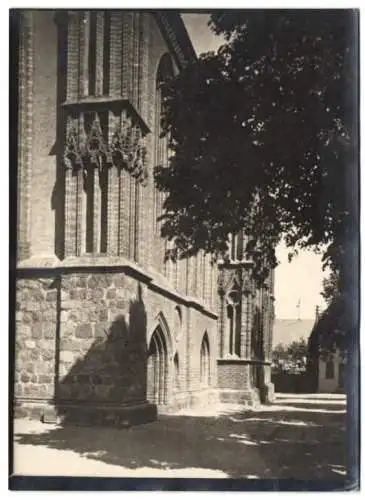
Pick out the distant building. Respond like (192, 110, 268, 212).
(273, 318, 315, 348)
(307, 299, 347, 394)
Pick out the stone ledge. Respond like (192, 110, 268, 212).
(218, 389, 260, 406)
(16, 256, 218, 320)
(217, 358, 272, 365)
(14, 398, 157, 427)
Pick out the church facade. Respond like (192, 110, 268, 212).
(14, 10, 274, 426)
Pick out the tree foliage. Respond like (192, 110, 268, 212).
(273, 337, 308, 363)
(155, 10, 358, 288)
(321, 270, 340, 306)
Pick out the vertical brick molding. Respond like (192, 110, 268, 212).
(131, 12, 140, 108)
(211, 263, 217, 311)
(185, 308, 193, 391)
(129, 176, 136, 260)
(106, 163, 118, 255)
(109, 12, 122, 96)
(66, 11, 79, 101)
(119, 169, 130, 257)
(137, 16, 150, 267)
(243, 278, 254, 361)
(17, 10, 34, 261)
(78, 11, 89, 98)
(121, 12, 133, 99)
(218, 292, 225, 357)
(75, 167, 84, 256)
(95, 11, 104, 96)
(92, 167, 101, 253)
(64, 166, 77, 257)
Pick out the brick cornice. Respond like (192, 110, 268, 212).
(154, 12, 196, 69)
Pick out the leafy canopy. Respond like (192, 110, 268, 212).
(155, 10, 358, 286)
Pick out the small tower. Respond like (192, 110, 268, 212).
(217, 231, 275, 404)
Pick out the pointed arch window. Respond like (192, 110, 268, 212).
(226, 285, 241, 356)
(154, 54, 174, 273)
(200, 334, 210, 387)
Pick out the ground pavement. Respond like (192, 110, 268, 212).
(12, 393, 347, 479)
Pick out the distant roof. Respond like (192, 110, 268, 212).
(273, 318, 316, 347)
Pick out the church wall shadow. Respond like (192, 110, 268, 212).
(54, 283, 153, 425)
(15, 399, 347, 480)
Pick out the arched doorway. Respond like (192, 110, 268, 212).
(147, 325, 168, 405)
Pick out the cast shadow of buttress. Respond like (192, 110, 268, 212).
(55, 283, 148, 423)
(50, 12, 68, 260)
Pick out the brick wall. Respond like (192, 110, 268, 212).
(30, 11, 58, 257)
(217, 362, 250, 391)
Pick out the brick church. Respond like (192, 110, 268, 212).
(14, 10, 275, 426)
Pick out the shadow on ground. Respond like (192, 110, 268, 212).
(14, 398, 347, 479)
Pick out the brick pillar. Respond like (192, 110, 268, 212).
(17, 11, 34, 261)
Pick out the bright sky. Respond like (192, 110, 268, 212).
(182, 13, 329, 320)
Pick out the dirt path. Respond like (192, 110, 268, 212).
(12, 394, 347, 479)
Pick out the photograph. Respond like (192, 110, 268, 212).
(9, 7, 360, 490)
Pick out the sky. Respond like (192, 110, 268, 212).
(182, 13, 329, 320)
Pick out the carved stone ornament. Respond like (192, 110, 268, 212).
(85, 114, 112, 168)
(242, 275, 253, 296)
(111, 118, 148, 184)
(218, 268, 242, 297)
(63, 112, 148, 183)
(63, 121, 83, 170)
(63, 115, 112, 171)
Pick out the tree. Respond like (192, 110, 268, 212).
(155, 10, 359, 294)
(272, 342, 287, 362)
(287, 337, 308, 362)
(273, 338, 308, 364)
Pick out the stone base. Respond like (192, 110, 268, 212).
(159, 388, 220, 414)
(218, 388, 261, 407)
(261, 382, 275, 404)
(14, 398, 157, 427)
